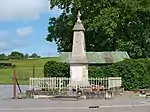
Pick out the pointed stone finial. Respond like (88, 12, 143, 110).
(77, 11, 81, 23)
(73, 10, 85, 31)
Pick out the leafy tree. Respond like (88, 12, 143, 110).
(24, 53, 29, 58)
(29, 53, 40, 58)
(0, 53, 9, 60)
(47, 0, 150, 58)
(9, 51, 24, 59)
(0, 52, 41, 60)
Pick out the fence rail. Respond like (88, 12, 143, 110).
(29, 77, 122, 91)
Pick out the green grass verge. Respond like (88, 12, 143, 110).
(0, 57, 59, 85)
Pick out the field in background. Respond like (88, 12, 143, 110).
(0, 57, 59, 85)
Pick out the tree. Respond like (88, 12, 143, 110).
(0, 53, 9, 60)
(24, 53, 29, 58)
(9, 51, 24, 59)
(0, 51, 41, 60)
(29, 53, 41, 58)
(47, 0, 150, 58)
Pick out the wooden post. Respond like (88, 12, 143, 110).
(13, 69, 17, 99)
(33, 65, 35, 78)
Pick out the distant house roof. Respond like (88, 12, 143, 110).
(59, 51, 130, 64)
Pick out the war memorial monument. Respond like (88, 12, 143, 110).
(26, 11, 130, 100)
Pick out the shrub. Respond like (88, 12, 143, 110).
(44, 61, 69, 77)
(0, 62, 16, 69)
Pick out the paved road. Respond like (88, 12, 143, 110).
(0, 98, 150, 112)
(0, 85, 28, 99)
(0, 85, 150, 112)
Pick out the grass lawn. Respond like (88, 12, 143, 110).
(0, 57, 59, 85)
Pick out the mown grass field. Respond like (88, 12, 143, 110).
(0, 57, 59, 85)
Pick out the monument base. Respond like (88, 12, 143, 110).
(68, 80, 91, 89)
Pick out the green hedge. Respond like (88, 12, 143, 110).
(0, 62, 16, 69)
(44, 59, 150, 91)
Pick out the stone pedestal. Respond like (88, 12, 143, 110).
(68, 63, 90, 88)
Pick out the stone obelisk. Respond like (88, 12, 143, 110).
(69, 11, 89, 87)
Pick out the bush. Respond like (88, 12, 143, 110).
(43, 59, 150, 91)
(0, 62, 16, 69)
(44, 61, 69, 77)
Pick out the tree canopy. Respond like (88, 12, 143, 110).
(0, 51, 41, 60)
(47, 0, 150, 58)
